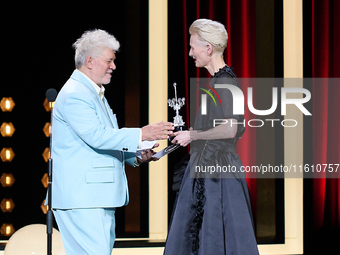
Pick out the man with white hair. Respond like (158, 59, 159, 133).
(49, 29, 173, 255)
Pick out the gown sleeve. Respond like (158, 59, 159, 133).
(210, 71, 245, 138)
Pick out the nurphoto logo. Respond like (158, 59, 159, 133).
(198, 81, 312, 128)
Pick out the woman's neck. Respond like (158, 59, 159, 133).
(205, 55, 226, 75)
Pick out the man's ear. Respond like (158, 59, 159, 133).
(85, 56, 93, 69)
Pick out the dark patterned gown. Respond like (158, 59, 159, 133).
(164, 66, 259, 255)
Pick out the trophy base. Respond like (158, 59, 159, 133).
(174, 125, 188, 132)
(169, 125, 188, 141)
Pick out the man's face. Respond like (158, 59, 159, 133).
(90, 47, 116, 86)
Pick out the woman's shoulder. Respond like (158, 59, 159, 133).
(211, 66, 238, 87)
(213, 65, 236, 78)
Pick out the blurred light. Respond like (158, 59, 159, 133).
(0, 97, 15, 112)
(0, 223, 15, 236)
(41, 173, 48, 188)
(4, 224, 66, 254)
(42, 148, 50, 162)
(41, 200, 48, 214)
(43, 98, 55, 112)
(43, 122, 51, 137)
(1, 198, 15, 213)
(0, 147, 15, 162)
(0, 122, 15, 137)
(0, 173, 15, 187)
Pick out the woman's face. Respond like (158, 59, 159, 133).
(189, 34, 209, 68)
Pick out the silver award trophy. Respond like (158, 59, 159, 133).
(168, 83, 188, 138)
(152, 82, 188, 158)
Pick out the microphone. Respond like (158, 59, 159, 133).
(45, 88, 57, 255)
(46, 88, 58, 102)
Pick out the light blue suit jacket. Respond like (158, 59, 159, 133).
(49, 70, 140, 209)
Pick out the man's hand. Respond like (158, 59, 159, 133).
(141, 121, 174, 141)
(137, 143, 160, 164)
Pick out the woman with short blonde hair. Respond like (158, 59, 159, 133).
(189, 18, 228, 55)
(164, 19, 259, 255)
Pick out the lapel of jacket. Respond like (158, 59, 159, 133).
(70, 70, 118, 128)
(103, 96, 119, 129)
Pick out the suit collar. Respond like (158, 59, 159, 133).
(73, 69, 106, 99)
(70, 69, 117, 128)
(71, 69, 98, 94)
(71, 70, 104, 107)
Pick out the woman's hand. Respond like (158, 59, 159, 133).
(171, 128, 194, 147)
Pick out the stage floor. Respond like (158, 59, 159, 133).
(0, 248, 165, 255)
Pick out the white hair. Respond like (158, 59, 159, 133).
(73, 29, 120, 68)
(189, 19, 228, 55)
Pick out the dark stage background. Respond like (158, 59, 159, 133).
(1, 1, 340, 254)
(0, 1, 150, 241)
(303, 1, 340, 254)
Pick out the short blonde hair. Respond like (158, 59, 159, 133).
(189, 19, 228, 55)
